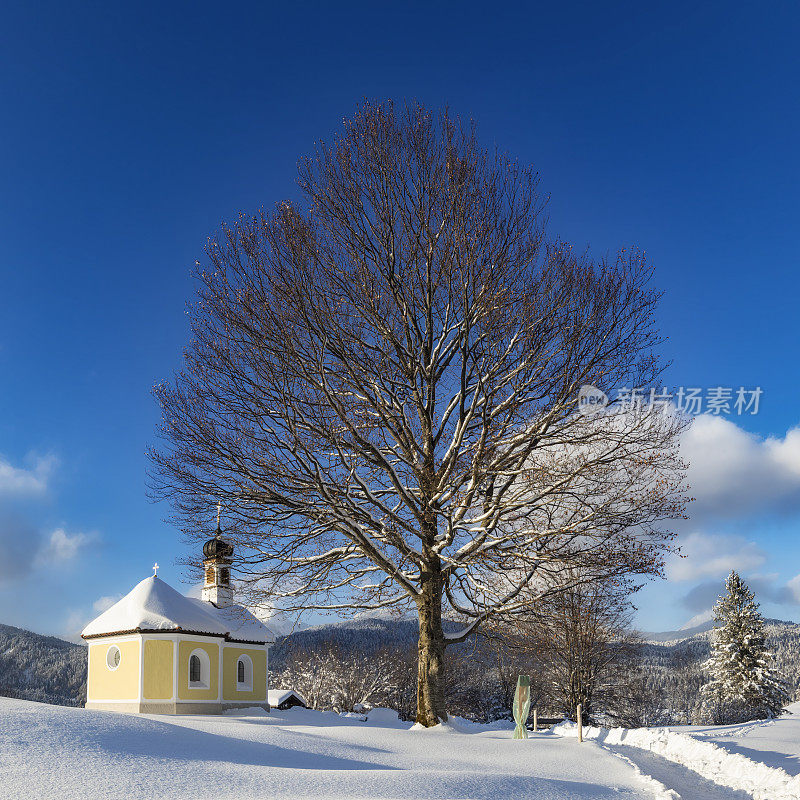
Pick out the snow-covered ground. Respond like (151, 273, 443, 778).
(0, 697, 673, 800)
(4, 696, 800, 800)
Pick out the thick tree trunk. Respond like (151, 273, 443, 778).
(416, 561, 448, 726)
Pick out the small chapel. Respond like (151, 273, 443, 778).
(81, 520, 275, 714)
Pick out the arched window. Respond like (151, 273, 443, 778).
(236, 654, 253, 690)
(188, 648, 210, 688)
(189, 654, 201, 683)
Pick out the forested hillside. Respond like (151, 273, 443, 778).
(0, 623, 86, 706)
(272, 616, 800, 724)
(634, 619, 800, 724)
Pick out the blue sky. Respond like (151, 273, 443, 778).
(1, 1, 799, 639)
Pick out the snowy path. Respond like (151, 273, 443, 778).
(554, 703, 800, 800)
(0, 697, 670, 800)
(609, 745, 753, 800)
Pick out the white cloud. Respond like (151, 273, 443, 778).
(629, 416, 800, 629)
(661, 417, 800, 622)
(667, 531, 766, 582)
(92, 594, 121, 613)
(0, 453, 56, 496)
(679, 571, 800, 623)
(34, 528, 99, 566)
(784, 574, 800, 603)
(775, 574, 800, 606)
(63, 609, 90, 642)
(682, 416, 800, 520)
(58, 594, 121, 642)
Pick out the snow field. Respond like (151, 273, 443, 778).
(0, 697, 669, 800)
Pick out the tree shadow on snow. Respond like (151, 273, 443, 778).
(707, 741, 800, 777)
(74, 714, 397, 771)
(391, 774, 653, 800)
(263, 725, 395, 755)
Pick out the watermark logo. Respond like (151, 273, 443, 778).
(578, 385, 609, 415)
(576, 385, 763, 417)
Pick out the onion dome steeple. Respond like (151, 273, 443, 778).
(201, 504, 234, 607)
(202, 530, 234, 561)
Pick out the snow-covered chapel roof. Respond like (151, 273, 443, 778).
(81, 575, 275, 643)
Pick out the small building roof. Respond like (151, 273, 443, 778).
(81, 575, 275, 643)
(268, 689, 307, 707)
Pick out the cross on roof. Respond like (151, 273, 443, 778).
(152, 562, 159, 576)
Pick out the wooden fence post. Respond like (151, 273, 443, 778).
(577, 703, 583, 742)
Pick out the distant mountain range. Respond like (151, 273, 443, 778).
(642, 617, 800, 648)
(273, 614, 419, 656)
(4, 615, 800, 708)
(640, 619, 716, 642)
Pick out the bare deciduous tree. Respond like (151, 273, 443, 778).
(149, 100, 687, 726)
(272, 642, 399, 713)
(517, 577, 644, 723)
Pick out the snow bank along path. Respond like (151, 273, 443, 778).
(554, 710, 800, 800)
(0, 696, 671, 800)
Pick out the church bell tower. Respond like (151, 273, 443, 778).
(201, 505, 234, 607)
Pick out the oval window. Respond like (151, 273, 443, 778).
(106, 645, 121, 671)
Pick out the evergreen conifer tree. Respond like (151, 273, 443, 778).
(701, 570, 789, 723)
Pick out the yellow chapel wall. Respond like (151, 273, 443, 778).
(142, 638, 174, 700)
(221, 645, 267, 702)
(176, 638, 220, 701)
(87, 637, 140, 702)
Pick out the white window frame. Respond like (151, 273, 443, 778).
(106, 645, 122, 671)
(236, 654, 253, 691)
(188, 648, 210, 689)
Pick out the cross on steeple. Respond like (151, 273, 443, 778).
(216, 502, 222, 531)
(152, 562, 159, 576)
